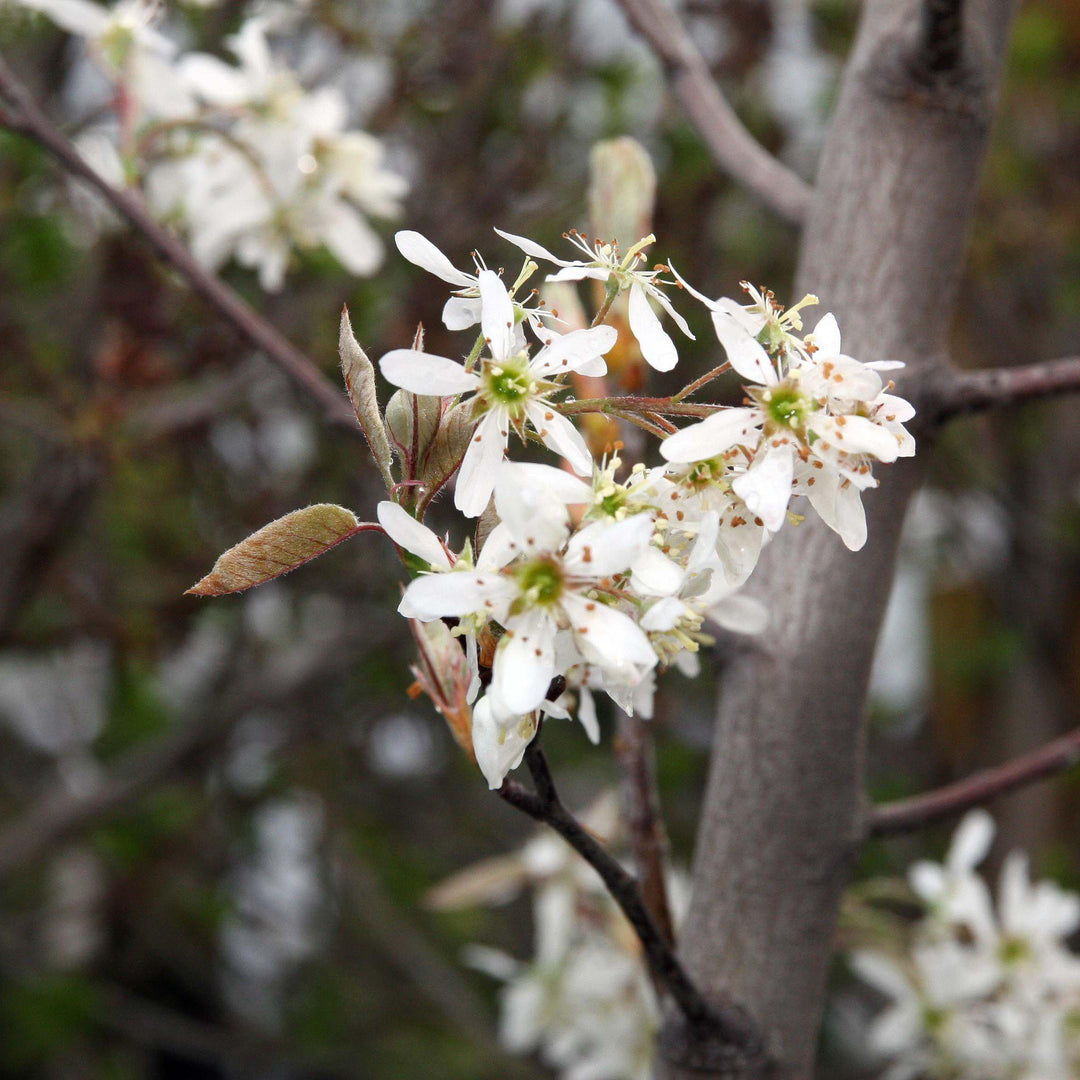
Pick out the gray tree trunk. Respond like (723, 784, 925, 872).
(659, 2, 1018, 1076)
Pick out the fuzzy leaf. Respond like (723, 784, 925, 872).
(187, 504, 361, 596)
(339, 307, 395, 490)
(384, 389, 442, 476)
(417, 403, 475, 511)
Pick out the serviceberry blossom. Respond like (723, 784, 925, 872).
(660, 285, 915, 550)
(432, 794, 679, 1080)
(19, 3, 406, 289)
(496, 228, 694, 372)
(379, 270, 616, 516)
(850, 811, 1080, 1080)
(400, 462, 658, 723)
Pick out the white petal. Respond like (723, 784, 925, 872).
(442, 296, 482, 331)
(479, 270, 515, 361)
(807, 312, 841, 357)
(398, 570, 514, 621)
(524, 402, 593, 476)
(708, 594, 768, 635)
(640, 596, 685, 632)
(378, 350, 479, 396)
(395, 230, 476, 288)
(807, 471, 867, 551)
(660, 408, 759, 463)
(493, 609, 558, 715)
(529, 325, 618, 377)
(876, 393, 917, 424)
(494, 462, 571, 552)
(561, 592, 657, 672)
(629, 547, 685, 597)
(471, 695, 535, 790)
(732, 443, 795, 532)
(666, 260, 715, 309)
(651, 285, 695, 340)
(494, 228, 574, 266)
(628, 282, 678, 372)
(829, 412, 898, 460)
(577, 688, 600, 744)
(712, 309, 775, 385)
(565, 514, 655, 578)
(502, 463, 592, 505)
(949, 809, 994, 872)
(546, 266, 609, 283)
(455, 410, 508, 518)
(376, 502, 452, 569)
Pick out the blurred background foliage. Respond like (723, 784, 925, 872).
(0, 0, 1078, 1076)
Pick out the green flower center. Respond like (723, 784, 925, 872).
(763, 382, 809, 429)
(686, 457, 727, 490)
(998, 935, 1031, 966)
(515, 558, 563, 608)
(484, 355, 533, 416)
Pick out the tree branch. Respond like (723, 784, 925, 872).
(929, 357, 1080, 423)
(614, 0, 811, 224)
(0, 54, 359, 434)
(498, 738, 768, 1066)
(868, 726, 1080, 837)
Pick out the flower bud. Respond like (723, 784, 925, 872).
(587, 137, 656, 251)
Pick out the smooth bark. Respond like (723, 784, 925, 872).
(659, 2, 1017, 1075)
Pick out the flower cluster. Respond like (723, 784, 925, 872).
(850, 811, 1080, 1080)
(373, 227, 912, 786)
(18, 0, 406, 289)
(190, 220, 914, 790)
(430, 793, 675, 1080)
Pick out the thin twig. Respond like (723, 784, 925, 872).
(0, 54, 359, 434)
(672, 361, 732, 402)
(498, 739, 763, 1054)
(868, 727, 1080, 837)
(930, 357, 1080, 424)
(560, 394, 719, 418)
(614, 0, 811, 224)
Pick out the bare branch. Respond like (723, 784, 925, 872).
(614, 0, 811, 224)
(0, 54, 359, 434)
(868, 727, 1080, 837)
(615, 711, 676, 949)
(498, 737, 768, 1067)
(929, 357, 1080, 424)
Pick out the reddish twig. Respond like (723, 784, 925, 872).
(868, 727, 1080, 837)
(0, 54, 359, 434)
(930, 357, 1080, 424)
(614, 0, 811, 224)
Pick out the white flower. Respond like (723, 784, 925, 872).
(399, 462, 658, 721)
(496, 228, 694, 372)
(659, 303, 914, 548)
(380, 271, 615, 516)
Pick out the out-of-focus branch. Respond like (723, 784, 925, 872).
(613, 0, 811, 224)
(0, 452, 100, 642)
(499, 738, 768, 1068)
(0, 617, 392, 876)
(0, 54, 359, 434)
(868, 727, 1080, 837)
(929, 357, 1080, 424)
(615, 712, 676, 949)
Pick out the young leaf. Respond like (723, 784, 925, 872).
(339, 307, 395, 490)
(187, 504, 365, 596)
